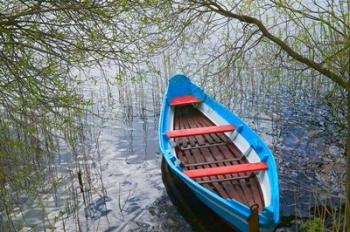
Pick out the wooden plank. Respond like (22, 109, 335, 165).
(183, 157, 241, 168)
(167, 125, 235, 138)
(197, 174, 252, 184)
(170, 95, 201, 106)
(180, 142, 228, 150)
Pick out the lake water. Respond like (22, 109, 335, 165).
(8, 67, 346, 231)
(64, 68, 345, 231)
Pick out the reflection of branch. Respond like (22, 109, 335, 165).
(197, 0, 349, 90)
(118, 183, 132, 214)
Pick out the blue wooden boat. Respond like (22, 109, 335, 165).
(159, 74, 279, 231)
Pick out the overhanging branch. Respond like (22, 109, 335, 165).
(198, 0, 350, 90)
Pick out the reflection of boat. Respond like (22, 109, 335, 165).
(159, 74, 279, 232)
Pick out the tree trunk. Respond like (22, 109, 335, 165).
(346, 89, 350, 232)
(346, 49, 350, 231)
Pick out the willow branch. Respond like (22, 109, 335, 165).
(199, 0, 350, 90)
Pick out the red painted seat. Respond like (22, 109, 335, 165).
(167, 125, 235, 138)
(170, 95, 201, 106)
(184, 162, 267, 178)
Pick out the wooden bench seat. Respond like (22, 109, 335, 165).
(167, 125, 235, 138)
(170, 95, 201, 106)
(184, 162, 267, 178)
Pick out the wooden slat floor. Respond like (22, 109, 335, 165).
(174, 105, 265, 211)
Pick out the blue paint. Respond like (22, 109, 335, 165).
(159, 74, 279, 231)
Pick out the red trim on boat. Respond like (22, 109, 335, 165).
(167, 125, 235, 138)
(170, 95, 201, 106)
(184, 162, 267, 178)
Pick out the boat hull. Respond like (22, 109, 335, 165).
(159, 74, 279, 232)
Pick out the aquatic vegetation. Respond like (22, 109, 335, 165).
(0, 0, 348, 231)
(300, 218, 324, 232)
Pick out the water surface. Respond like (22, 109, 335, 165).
(10, 68, 345, 231)
(66, 71, 345, 231)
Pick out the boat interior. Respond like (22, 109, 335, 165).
(170, 102, 265, 211)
